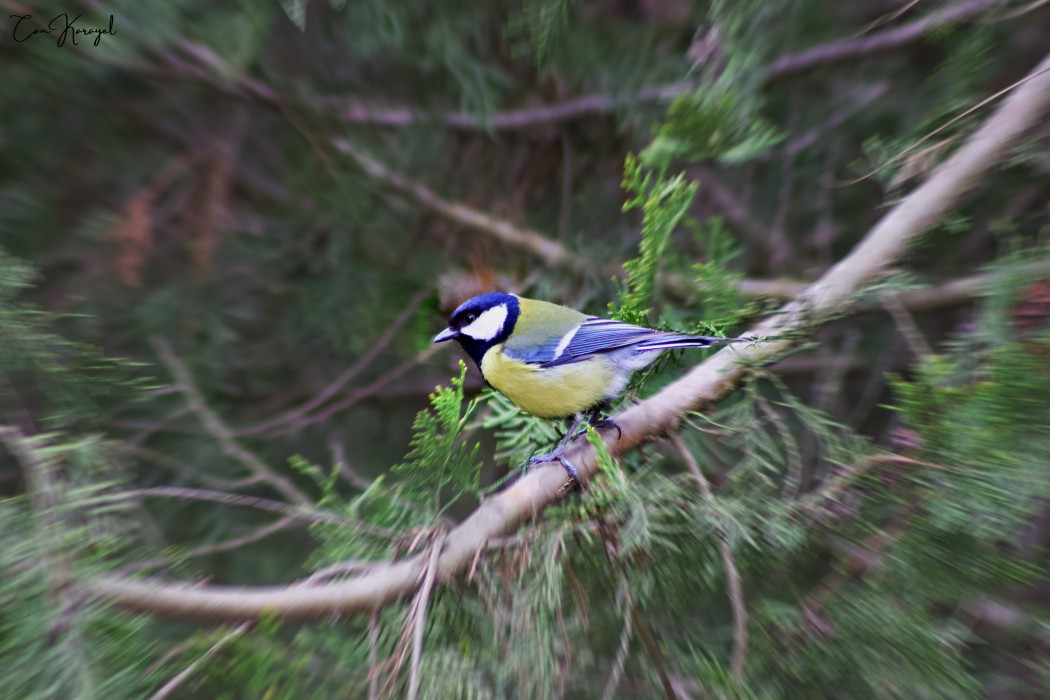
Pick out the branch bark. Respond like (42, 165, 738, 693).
(332, 140, 589, 274)
(82, 50, 1050, 623)
(764, 0, 1008, 81)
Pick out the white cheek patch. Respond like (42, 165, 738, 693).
(460, 304, 509, 341)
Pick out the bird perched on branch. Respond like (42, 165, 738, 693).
(434, 292, 752, 487)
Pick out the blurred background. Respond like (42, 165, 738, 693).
(2, 0, 1050, 697)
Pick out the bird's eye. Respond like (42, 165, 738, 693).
(464, 313, 477, 323)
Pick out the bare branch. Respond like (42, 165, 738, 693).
(332, 140, 588, 274)
(151, 337, 311, 505)
(101, 486, 352, 527)
(880, 291, 935, 358)
(765, 0, 1008, 81)
(732, 258, 1050, 308)
(335, 82, 691, 130)
(234, 289, 429, 437)
(150, 623, 252, 700)
(119, 516, 303, 576)
(408, 538, 444, 700)
(279, 346, 439, 434)
(82, 50, 1050, 623)
(602, 579, 635, 700)
(673, 436, 748, 677)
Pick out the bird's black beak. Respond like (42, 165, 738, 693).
(432, 327, 458, 343)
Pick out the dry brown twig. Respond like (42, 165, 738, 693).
(81, 50, 1050, 623)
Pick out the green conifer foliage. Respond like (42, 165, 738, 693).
(2, 0, 1050, 697)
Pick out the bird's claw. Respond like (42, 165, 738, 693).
(589, 417, 623, 441)
(572, 416, 623, 442)
(529, 450, 581, 493)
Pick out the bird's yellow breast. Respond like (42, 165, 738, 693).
(480, 346, 623, 418)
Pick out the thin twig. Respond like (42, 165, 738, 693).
(673, 435, 748, 677)
(147, 1, 1006, 134)
(100, 487, 351, 527)
(328, 436, 372, 490)
(602, 579, 635, 700)
(150, 623, 252, 700)
(234, 289, 428, 437)
(282, 346, 438, 434)
(775, 82, 890, 160)
(850, 62, 1050, 184)
(368, 610, 381, 700)
(629, 603, 679, 700)
(303, 560, 377, 586)
(408, 538, 445, 700)
(335, 82, 692, 130)
(116, 443, 260, 490)
(118, 515, 303, 576)
(995, 0, 1050, 20)
(851, 0, 923, 38)
(333, 140, 588, 274)
(880, 291, 935, 358)
(809, 454, 951, 507)
(151, 337, 311, 504)
(754, 390, 804, 499)
(693, 165, 767, 246)
(765, 0, 1007, 81)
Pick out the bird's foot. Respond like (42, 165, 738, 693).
(529, 448, 581, 493)
(588, 416, 623, 441)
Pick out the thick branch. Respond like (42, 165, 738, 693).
(733, 259, 1050, 309)
(83, 51, 1050, 623)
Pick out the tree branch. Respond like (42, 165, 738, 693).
(765, 0, 1008, 81)
(335, 82, 692, 130)
(81, 50, 1050, 623)
(150, 622, 253, 700)
(254, 0, 1004, 130)
(673, 436, 748, 677)
(232, 289, 429, 437)
(151, 337, 311, 505)
(332, 140, 588, 274)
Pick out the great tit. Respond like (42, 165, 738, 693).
(433, 292, 749, 485)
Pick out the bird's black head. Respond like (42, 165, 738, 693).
(432, 292, 520, 369)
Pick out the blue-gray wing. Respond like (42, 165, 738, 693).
(504, 317, 726, 367)
(541, 318, 664, 366)
(501, 318, 650, 366)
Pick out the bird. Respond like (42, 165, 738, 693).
(433, 292, 751, 487)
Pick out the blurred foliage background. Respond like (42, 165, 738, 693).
(2, 0, 1050, 697)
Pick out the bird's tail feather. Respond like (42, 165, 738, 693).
(636, 335, 753, 351)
